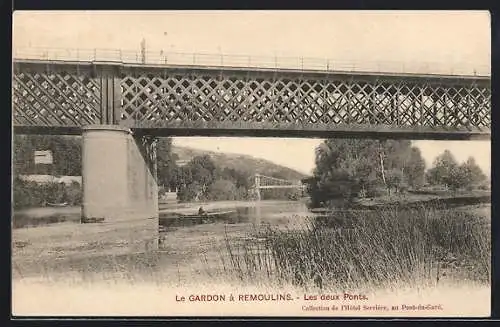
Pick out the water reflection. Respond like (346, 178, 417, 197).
(12, 213, 80, 229)
(12, 201, 311, 230)
(159, 201, 311, 231)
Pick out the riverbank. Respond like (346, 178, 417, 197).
(352, 190, 490, 209)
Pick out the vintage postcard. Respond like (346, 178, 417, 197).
(11, 10, 491, 317)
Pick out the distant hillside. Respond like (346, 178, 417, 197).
(172, 146, 307, 181)
(12, 134, 308, 182)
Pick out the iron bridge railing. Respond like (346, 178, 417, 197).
(13, 47, 491, 77)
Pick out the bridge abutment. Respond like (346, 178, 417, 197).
(81, 125, 159, 251)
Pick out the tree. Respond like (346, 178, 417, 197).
(156, 137, 179, 190)
(461, 157, 487, 187)
(385, 168, 406, 194)
(308, 139, 426, 208)
(426, 150, 459, 188)
(187, 155, 217, 193)
(13, 135, 33, 175)
(177, 182, 203, 202)
(174, 165, 193, 189)
(218, 167, 251, 189)
(447, 164, 468, 191)
(207, 179, 238, 201)
(13, 135, 82, 176)
(447, 157, 487, 191)
(404, 147, 426, 189)
(174, 155, 218, 201)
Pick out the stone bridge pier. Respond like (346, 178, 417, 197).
(81, 125, 159, 250)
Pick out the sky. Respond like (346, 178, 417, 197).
(172, 137, 491, 176)
(12, 11, 491, 175)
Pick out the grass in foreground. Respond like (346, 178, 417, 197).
(222, 205, 490, 291)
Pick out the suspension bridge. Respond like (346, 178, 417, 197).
(11, 47, 491, 250)
(251, 173, 307, 201)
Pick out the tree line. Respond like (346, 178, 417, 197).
(307, 139, 488, 208)
(425, 150, 488, 191)
(13, 135, 299, 204)
(13, 135, 82, 176)
(156, 138, 299, 201)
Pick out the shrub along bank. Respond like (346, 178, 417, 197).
(13, 177, 82, 209)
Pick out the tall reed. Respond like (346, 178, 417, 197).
(223, 205, 490, 290)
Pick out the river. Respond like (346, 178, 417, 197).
(159, 200, 313, 230)
(12, 200, 490, 286)
(12, 200, 314, 282)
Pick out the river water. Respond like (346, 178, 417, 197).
(12, 201, 315, 281)
(159, 200, 314, 230)
(153, 200, 318, 285)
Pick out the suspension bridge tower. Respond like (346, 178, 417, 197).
(254, 173, 261, 201)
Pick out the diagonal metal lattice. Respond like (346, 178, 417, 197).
(255, 174, 303, 190)
(119, 68, 491, 130)
(12, 65, 102, 127)
(12, 60, 491, 138)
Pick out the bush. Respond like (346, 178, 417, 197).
(65, 181, 82, 205)
(177, 182, 203, 202)
(12, 178, 82, 209)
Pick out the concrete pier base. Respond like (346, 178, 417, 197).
(81, 125, 158, 250)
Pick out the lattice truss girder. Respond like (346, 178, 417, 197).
(11, 64, 491, 130)
(12, 68, 102, 126)
(120, 71, 491, 128)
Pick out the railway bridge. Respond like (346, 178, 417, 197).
(12, 49, 491, 249)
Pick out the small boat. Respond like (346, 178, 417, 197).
(81, 217, 105, 223)
(310, 208, 331, 213)
(46, 202, 69, 207)
(181, 210, 236, 219)
(159, 209, 238, 229)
